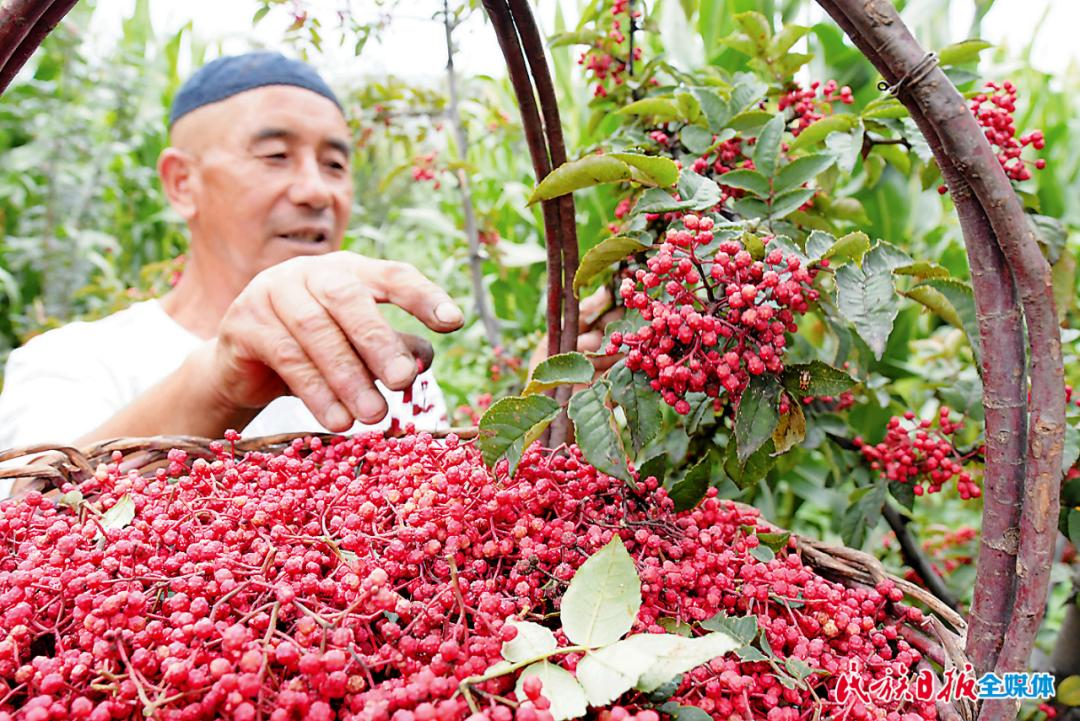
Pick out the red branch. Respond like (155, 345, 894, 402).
(816, 3, 1065, 719)
(1, 1, 79, 95)
(814, 0, 1028, 678)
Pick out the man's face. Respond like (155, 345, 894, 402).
(169, 85, 353, 280)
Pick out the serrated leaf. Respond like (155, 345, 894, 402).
(676, 170, 723, 211)
(657, 703, 712, 721)
(635, 632, 741, 692)
(669, 453, 712, 512)
(920, 278, 982, 366)
(753, 114, 786, 178)
(725, 437, 776, 489)
(700, 612, 758, 644)
(102, 494, 135, 531)
(680, 125, 715, 155)
(524, 353, 595, 395)
(717, 169, 770, 197)
(826, 123, 864, 174)
(772, 402, 806, 454)
(675, 92, 702, 124)
(658, 618, 693, 637)
(893, 261, 951, 280)
(732, 197, 769, 219)
(789, 114, 858, 152)
(809, 230, 870, 266)
(733, 11, 771, 49)
(617, 97, 682, 119)
(1030, 213, 1068, 264)
(834, 243, 908, 359)
(690, 87, 730, 131)
(938, 39, 992, 66)
(502, 620, 558, 662)
(770, 25, 809, 57)
(860, 96, 908, 120)
(574, 236, 651, 295)
(785, 657, 815, 681)
(840, 483, 887, 548)
(529, 155, 632, 205)
(769, 187, 815, 219)
(639, 452, 668, 485)
(608, 362, 662, 454)
(516, 662, 587, 721)
(903, 286, 964, 329)
(756, 532, 791, 552)
(567, 380, 632, 483)
(736, 376, 781, 462)
(750, 545, 775, 563)
(780, 361, 857, 399)
(610, 153, 679, 187)
(889, 481, 916, 511)
(478, 396, 562, 475)
(561, 536, 642, 647)
(576, 634, 669, 706)
(720, 31, 757, 56)
(741, 232, 765, 261)
(728, 110, 772, 132)
(729, 76, 769, 116)
(774, 154, 835, 194)
(736, 646, 769, 662)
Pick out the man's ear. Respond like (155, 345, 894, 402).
(158, 147, 198, 220)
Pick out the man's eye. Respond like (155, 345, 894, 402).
(262, 153, 287, 160)
(325, 160, 346, 171)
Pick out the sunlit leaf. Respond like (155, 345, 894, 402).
(561, 536, 642, 647)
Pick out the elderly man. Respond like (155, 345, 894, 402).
(0, 52, 463, 461)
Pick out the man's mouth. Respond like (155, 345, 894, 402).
(276, 229, 330, 244)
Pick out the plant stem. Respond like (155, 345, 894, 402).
(442, 0, 501, 348)
(0, 0, 78, 95)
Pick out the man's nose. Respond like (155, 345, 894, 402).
(287, 155, 333, 209)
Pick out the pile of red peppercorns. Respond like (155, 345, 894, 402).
(608, 214, 820, 413)
(0, 430, 936, 721)
(854, 408, 981, 499)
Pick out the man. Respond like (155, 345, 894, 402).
(0, 52, 464, 468)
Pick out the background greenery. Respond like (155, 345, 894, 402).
(1, 0, 1078, 693)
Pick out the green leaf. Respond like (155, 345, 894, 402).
(1057, 675, 1080, 706)
(1062, 424, 1080, 476)
(690, 87, 730, 131)
(58, 490, 84, 511)
(609, 362, 662, 454)
(1030, 213, 1068, 264)
(750, 545, 775, 563)
(780, 361, 857, 398)
(789, 114, 858, 152)
(774, 154, 835, 194)
(561, 536, 642, 647)
(728, 76, 769, 115)
(501, 620, 558, 663)
(770, 25, 809, 57)
(736, 646, 769, 662)
(478, 396, 562, 475)
(675, 92, 702, 124)
(860, 97, 908, 120)
(903, 286, 964, 330)
(529, 155, 631, 205)
(938, 39, 992, 66)
(677, 170, 724, 211)
(834, 243, 910, 359)
(717, 169, 770, 197)
(772, 402, 806, 454)
(567, 380, 632, 483)
(741, 231, 766, 261)
(253, 6, 271, 24)
(617, 97, 682, 119)
(635, 632, 741, 692)
(732, 197, 769, 219)
(727, 110, 772, 132)
(733, 12, 772, 49)
(826, 123, 865, 174)
(525, 353, 595, 395)
(840, 483, 887, 548)
(669, 453, 712, 512)
(753, 114, 786, 178)
(657, 704, 712, 721)
(757, 531, 791, 552)
(639, 452, 668, 486)
(890, 481, 916, 511)
(769, 188, 815, 219)
(700, 612, 758, 644)
(574, 236, 651, 295)
(807, 230, 870, 266)
(658, 618, 693, 637)
(102, 494, 136, 531)
(919, 278, 983, 365)
(610, 153, 679, 187)
(893, 261, 951, 280)
(680, 125, 715, 155)
(577, 636, 661, 706)
(516, 662, 587, 721)
(725, 437, 776, 489)
(736, 375, 781, 462)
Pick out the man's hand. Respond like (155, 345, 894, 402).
(203, 252, 463, 431)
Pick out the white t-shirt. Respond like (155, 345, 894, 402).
(0, 299, 448, 481)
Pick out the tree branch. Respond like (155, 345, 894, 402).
(442, 0, 501, 349)
(0, 0, 77, 95)
(882, 503, 960, 612)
